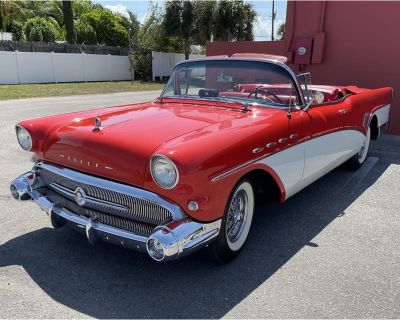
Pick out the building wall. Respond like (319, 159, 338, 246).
(206, 1, 400, 135)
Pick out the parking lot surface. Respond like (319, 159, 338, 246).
(0, 92, 399, 318)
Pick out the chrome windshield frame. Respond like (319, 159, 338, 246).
(160, 57, 307, 109)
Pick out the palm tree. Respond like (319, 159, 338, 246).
(62, 0, 74, 43)
(0, 0, 27, 31)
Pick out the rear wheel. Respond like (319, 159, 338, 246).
(345, 127, 371, 170)
(212, 179, 255, 263)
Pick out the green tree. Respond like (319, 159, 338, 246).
(23, 17, 58, 42)
(75, 19, 96, 44)
(212, 0, 256, 41)
(0, 0, 28, 31)
(9, 20, 24, 41)
(138, 2, 181, 52)
(277, 22, 285, 40)
(62, 0, 75, 43)
(163, 0, 215, 59)
(81, 10, 128, 46)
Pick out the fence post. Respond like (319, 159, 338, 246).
(82, 52, 86, 82)
(152, 51, 155, 82)
(51, 51, 57, 83)
(15, 50, 21, 84)
(108, 54, 112, 81)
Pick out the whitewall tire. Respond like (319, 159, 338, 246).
(212, 179, 255, 263)
(346, 127, 371, 170)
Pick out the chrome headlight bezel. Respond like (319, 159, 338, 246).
(16, 125, 32, 151)
(150, 154, 179, 189)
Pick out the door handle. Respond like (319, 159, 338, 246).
(338, 109, 349, 115)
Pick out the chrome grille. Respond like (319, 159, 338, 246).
(44, 190, 154, 236)
(38, 167, 173, 227)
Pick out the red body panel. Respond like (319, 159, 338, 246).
(18, 82, 392, 222)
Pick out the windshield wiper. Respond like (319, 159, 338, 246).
(161, 95, 253, 113)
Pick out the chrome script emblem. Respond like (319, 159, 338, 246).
(74, 187, 86, 206)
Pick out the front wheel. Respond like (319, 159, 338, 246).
(212, 179, 255, 263)
(345, 127, 371, 170)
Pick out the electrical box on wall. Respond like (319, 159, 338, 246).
(293, 38, 313, 64)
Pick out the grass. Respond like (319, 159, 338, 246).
(0, 81, 165, 101)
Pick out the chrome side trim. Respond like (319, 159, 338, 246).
(210, 153, 269, 182)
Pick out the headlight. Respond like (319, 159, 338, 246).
(150, 155, 179, 189)
(16, 125, 32, 151)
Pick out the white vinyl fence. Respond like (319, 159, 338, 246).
(0, 51, 132, 84)
(152, 51, 205, 81)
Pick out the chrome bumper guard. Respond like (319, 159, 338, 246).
(10, 170, 221, 262)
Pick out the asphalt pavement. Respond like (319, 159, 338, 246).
(0, 91, 399, 318)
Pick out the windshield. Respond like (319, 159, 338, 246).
(161, 59, 301, 108)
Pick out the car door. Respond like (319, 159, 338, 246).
(300, 99, 360, 190)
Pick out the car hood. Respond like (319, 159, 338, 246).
(42, 101, 248, 187)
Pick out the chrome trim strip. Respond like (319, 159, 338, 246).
(211, 154, 269, 182)
(36, 162, 185, 220)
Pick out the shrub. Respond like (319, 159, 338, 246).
(81, 10, 128, 47)
(75, 20, 97, 45)
(130, 50, 152, 81)
(9, 21, 24, 41)
(23, 17, 58, 42)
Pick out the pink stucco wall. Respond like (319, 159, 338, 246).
(206, 1, 400, 135)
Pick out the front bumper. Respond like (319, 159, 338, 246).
(10, 166, 221, 262)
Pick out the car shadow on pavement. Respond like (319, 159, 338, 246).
(0, 150, 398, 319)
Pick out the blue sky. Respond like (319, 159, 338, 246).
(93, 0, 287, 41)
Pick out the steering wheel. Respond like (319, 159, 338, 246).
(247, 86, 284, 104)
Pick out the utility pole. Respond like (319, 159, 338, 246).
(271, 0, 275, 41)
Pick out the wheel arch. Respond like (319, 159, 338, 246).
(370, 114, 379, 140)
(239, 168, 285, 203)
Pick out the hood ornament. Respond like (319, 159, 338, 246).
(93, 117, 102, 132)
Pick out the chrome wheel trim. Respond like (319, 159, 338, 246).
(226, 181, 254, 251)
(358, 127, 371, 163)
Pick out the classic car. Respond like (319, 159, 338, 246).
(10, 53, 392, 263)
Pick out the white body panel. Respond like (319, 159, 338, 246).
(373, 104, 390, 127)
(258, 129, 365, 200)
(300, 130, 365, 191)
(260, 143, 305, 198)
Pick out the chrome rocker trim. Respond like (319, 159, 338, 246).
(10, 168, 221, 262)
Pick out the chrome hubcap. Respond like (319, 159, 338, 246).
(226, 190, 248, 243)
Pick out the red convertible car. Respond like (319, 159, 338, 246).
(11, 54, 392, 263)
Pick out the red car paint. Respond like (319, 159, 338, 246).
(17, 55, 393, 223)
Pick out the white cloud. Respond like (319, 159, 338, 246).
(105, 3, 129, 18)
(253, 16, 285, 41)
